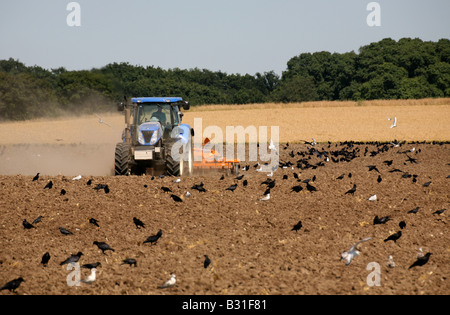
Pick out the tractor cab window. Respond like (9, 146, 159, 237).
(138, 104, 172, 125)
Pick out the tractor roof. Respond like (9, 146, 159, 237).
(131, 97, 183, 104)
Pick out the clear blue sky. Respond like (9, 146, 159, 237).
(0, 0, 449, 75)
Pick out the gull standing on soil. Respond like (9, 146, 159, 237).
(81, 268, 97, 284)
(259, 193, 270, 201)
(158, 274, 176, 289)
(340, 237, 372, 266)
(95, 114, 111, 127)
(72, 175, 82, 181)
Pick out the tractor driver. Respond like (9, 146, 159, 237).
(151, 106, 167, 124)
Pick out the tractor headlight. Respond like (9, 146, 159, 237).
(138, 130, 145, 145)
(149, 130, 159, 145)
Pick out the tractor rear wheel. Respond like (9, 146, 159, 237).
(165, 154, 180, 176)
(115, 142, 131, 175)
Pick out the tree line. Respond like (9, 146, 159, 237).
(0, 37, 449, 120)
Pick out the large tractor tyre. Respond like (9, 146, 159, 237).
(165, 154, 180, 176)
(115, 142, 132, 176)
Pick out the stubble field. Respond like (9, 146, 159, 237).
(0, 100, 449, 295)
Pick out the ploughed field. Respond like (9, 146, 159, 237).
(1, 141, 449, 295)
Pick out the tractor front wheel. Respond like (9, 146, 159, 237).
(115, 142, 131, 176)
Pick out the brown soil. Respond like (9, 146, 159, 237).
(1, 142, 449, 295)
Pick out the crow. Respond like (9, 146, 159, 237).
(219, 175, 224, 180)
(133, 217, 145, 229)
(243, 179, 248, 187)
(22, 219, 35, 229)
(192, 184, 206, 192)
(203, 255, 211, 269)
(423, 181, 432, 187)
(383, 160, 393, 166)
(345, 184, 356, 195)
(1, 277, 24, 293)
(225, 184, 237, 192)
(291, 221, 302, 232)
(170, 194, 183, 202)
(86, 179, 92, 185)
(32, 216, 43, 224)
(234, 175, 244, 180)
(104, 185, 110, 194)
(59, 227, 73, 235)
(41, 252, 50, 267)
(408, 206, 420, 214)
(81, 262, 101, 269)
(399, 221, 407, 229)
(291, 185, 303, 193)
(60, 189, 66, 195)
(60, 252, 83, 265)
(384, 231, 402, 243)
(409, 253, 432, 269)
(89, 218, 100, 227)
(373, 215, 390, 225)
(306, 182, 317, 192)
(93, 241, 115, 254)
(367, 165, 380, 173)
(336, 174, 345, 180)
(121, 258, 137, 267)
(144, 229, 163, 245)
(377, 175, 382, 183)
(32, 173, 40, 181)
(161, 187, 172, 193)
(44, 181, 53, 189)
(432, 208, 446, 215)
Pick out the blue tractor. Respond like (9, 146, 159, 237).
(115, 97, 193, 176)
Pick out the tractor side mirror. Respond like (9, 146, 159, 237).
(182, 101, 190, 110)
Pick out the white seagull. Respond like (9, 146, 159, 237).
(268, 138, 277, 152)
(81, 268, 97, 284)
(259, 193, 270, 201)
(368, 194, 377, 201)
(340, 237, 372, 266)
(95, 114, 111, 127)
(390, 117, 397, 128)
(158, 274, 176, 289)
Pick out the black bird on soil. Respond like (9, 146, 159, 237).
(32, 173, 40, 181)
(306, 182, 317, 192)
(44, 181, 53, 189)
(377, 175, 382, 183)
(121, 258, 137, 267)
(345, 184, 357, 195)
(234, 175, 244, 180)
(1, 277, 24, 293)
(433, 208, 446, 215)
(192, 183, 207, 192)
(409, 253, 432, 269)
(32, 215, 43, 224)
(133, 217, 145, 229)
(383, 160, 393, 166)
(89, 218, 100, 227)
(60, 252, 83, 265)
(384, 231, 402, 243)
(60, 189, 66, 195)
(143, 229, 163, 245)
(399, 221, 407, 229)
(243, 179, 248, 187)
(225, 184, 237, 192)
(59, 227, 73, 235)
(423, 181, 432, 187)
(170, 194, 183, 202)
(291, 185, 303, 193)
(219, 175, 224, 180)
(93, 241, 115, 254)
(41, 252, 50, 266)
(291, 221, 302, 232)
(203, 255, 211, 269)
(367, 165, 380, 173)
(81, 262, 101, 269)
(373, 215, 390, 225)
(336, 174, 345, 180)
(161, 186, 172, 193)
(86, 179, 92, 185)
(22, 219, 35, 229)
(408, 207, 420, 214)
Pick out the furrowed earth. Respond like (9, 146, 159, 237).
(1, 141, 449, 295)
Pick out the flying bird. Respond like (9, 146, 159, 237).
(390, 116, 397, 128)
(59, 252, 83, 266)
(291, 221, 302, 232)
(340, 237, 372, 266)
(158, 274, 176, 289)
(384, 231, 402, 243)
(95, 114, 111, 127)
(409, 252, 432, 269)
(0, 277, 24, 293)
(143, 229, 163, 245)
(93, 241, 115, 254)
